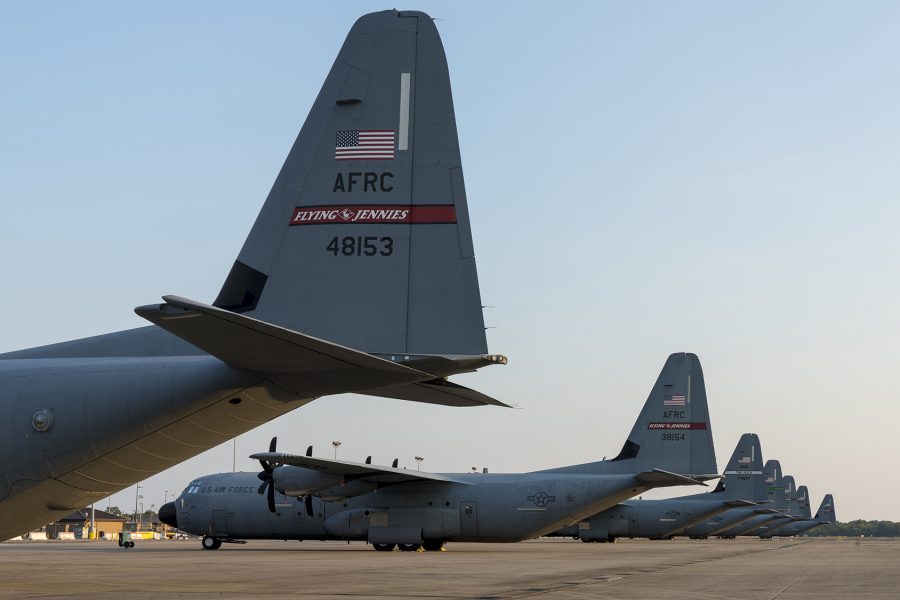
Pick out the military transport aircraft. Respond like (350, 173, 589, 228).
(159, 352, 719, 551)
(0, 10, 508, 540)
(675, 459, 786, 539)
(548, 433, 767, 542)
(769, 494, 836, 537)
(756, 484, 811, 538)
(717, 474, 797, 538)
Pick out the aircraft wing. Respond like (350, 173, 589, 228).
(634, 468, 718, 486)
(135, 296, 430, 389)
(251, 452, 472, 486)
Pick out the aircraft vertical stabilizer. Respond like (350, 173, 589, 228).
(709, 433, 766, 500)
(537, 353, 717, 479)
(213, 10, 487, 356)
(815, 494, 836, 523)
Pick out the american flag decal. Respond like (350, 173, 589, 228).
(335, 130, 395, 160)
(738, 456, 752, 465)
(663, 395, 686, 406)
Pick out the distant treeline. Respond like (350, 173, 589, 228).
(806, 520, 900, 537)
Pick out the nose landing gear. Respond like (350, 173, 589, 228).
(202, 535, 223, 550)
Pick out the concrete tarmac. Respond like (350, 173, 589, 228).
(1, 537, 897, 599)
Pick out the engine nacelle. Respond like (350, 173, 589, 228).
(316, 480, 378, 501)
(275, 467, 344, 497)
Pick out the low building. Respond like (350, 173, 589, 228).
(46, 509, 126, 539)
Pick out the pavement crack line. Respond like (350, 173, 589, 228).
(488, 540, 811, 599)
(770, 575, 805, 599)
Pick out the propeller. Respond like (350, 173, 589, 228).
(257, 440, 316, 517)
(256, 436, 278, 513)
(303, 446, 314, 516)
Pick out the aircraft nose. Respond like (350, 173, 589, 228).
(158, 502, 178, 528)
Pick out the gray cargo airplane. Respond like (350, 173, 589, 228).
(768, 494, 836, 537)
(0, 10, 508, 540)
(718, 474, 797, 538)
(750, 482, 815, 538)
(548, 433, 766, 542)
(677, 459, 786, 538)
(159, 353, 719, 551)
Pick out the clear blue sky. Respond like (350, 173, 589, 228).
(2, 1, 899, 521)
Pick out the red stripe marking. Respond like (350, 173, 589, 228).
(289, 204, 457, 225)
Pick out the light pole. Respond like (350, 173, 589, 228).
(332, 440, 341, 459)
(163, 491, 169, 537)
(133, 484, 142, 532)
(414, 456, 424, 471)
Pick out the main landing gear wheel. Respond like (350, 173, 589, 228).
(202, 536, 222, 550)
(422, 540, 445, 552)
(372, 543, 396, 552)
(398, 543, 422, 552)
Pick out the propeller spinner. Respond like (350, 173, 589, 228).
(257, 437, 314, 517)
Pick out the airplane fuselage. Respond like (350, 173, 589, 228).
(166, 470, 660, 545)
(0, 353, 311, 540)
(549, 496, 740, 541)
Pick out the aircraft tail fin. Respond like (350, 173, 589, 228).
(211, 10, 489, 357)
(814, 494, 836, 523)
(797, 485, 811, 519)
(712, 433, 766, 501)
(537, 353, 717, 478)
(782, 476, 797, 513)
(762, 460, 787, 509)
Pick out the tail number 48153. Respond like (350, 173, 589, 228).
(326, 236, 393, 257)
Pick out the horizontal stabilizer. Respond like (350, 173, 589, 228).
(725, 499, 761, 508)
(135, 296, 430, 391)
(251, 452, 469, 486)
(634, 468, 717, 487)
(375, 353, 508, 377)
(367, 378, 510, 408)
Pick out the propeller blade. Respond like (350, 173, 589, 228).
(392, 458, 398, 468)
(269, 436, 278, 453)
(305, 495, 313, 517)
(306, 445, 313, 457)
(257, 481, 268, 495)
(365, 456, 372, 464)
(267, 480, 276, 513)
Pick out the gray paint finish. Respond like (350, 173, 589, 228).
(0, 10, 504, 541)
(160, 353, 720, 549)
(549, 433, 767, 542)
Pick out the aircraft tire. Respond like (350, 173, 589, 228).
(422, 540, 444, 551)
(372, 543, 396, 552)
(398, 543, 421, 552)
(202, 535, 222, 550)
